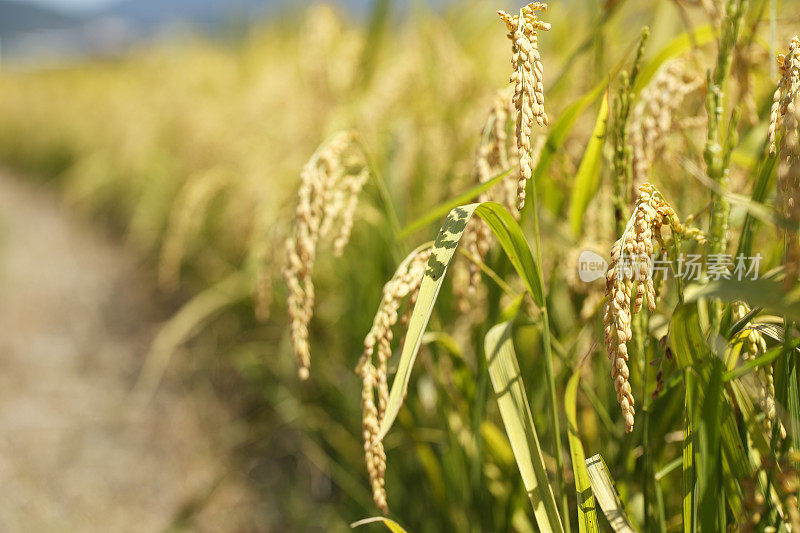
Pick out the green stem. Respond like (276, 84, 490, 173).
(529, 178, 570, 532)
(683, 369, 697, 533)
(705, 0, 747, 332)
(637, 314, 651, 531)
(353, 135, 402, 243)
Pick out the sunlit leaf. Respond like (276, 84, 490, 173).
(485, 321, 565, 533)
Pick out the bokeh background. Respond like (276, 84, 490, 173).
(0, 0, 798, 531)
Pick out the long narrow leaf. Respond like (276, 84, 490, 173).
(565, 368, 599, 533)
(485, 321, 565, 533)
(378, 202, 542, 439)
(569, 91, 610, 237)
(635, 25, 715, 91)
(135, 270, 252, 397)
(683, 279, 800, 323)
(670, 304, 751, 515)
(736, 154, 778, 258)
(585, 455, 637, 533)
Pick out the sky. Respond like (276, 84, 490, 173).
(15, 0, 121, 14)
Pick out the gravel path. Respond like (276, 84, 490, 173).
(0, 171, 254, 532)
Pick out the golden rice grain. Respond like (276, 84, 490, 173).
(356, 247, 432, 514)
(603, 183, 686, 433)
(498, 3, 550, 210)
(768, 36, 800, 155)
(284, 131, 365, 379)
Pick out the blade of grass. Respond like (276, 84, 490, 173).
(378, 202, 543, 440)
(485, 321, 565, 533)
(584, 454, 637, 533)
(670, 304, 752, 516)
(569, 91, 610, 237)
(134, 270, 252, 399)
(683, 279, 800, 323)
(723, 337, 800, 381)
(634, 25, 715, 91)
(683, 369, 697, 533)
(735, 152, 777, 258)
(565, 366, 600, 533)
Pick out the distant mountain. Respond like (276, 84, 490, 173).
(0, 0, 449, 63)
(99, 0, 433, 32)
(0, 0, 80, 39)
(100, 0, 278, 30)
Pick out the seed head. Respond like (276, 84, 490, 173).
(603, 183, 685, 433)
(159, 168, 229, 291)
(455, 89, 545, 312)
(731, 302, 785, 438)
(498, 3, 550, 210)
(284, 131, 366, 379)
(356, 247, 431, 514)
(768, 36, 800, 156)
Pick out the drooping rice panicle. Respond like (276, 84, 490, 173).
(498, 3, 550, 210)
(603, 183, 691, 433)
(356, 247, 431, 514)
(284, 131, 366, 379)
(769, 36, 800, 155)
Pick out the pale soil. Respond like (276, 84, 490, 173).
(0, 171, 257, 532)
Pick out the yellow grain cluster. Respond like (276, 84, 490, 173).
(284, 131, 366, 379)
(603, 183, 687, 433)
(498, 3, 550, 210)
(356, 247, 432, 514)
(768, 36, 800, 155)
(630, 60, 704, 190)
(766, 37, 800, 283)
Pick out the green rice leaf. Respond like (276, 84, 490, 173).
(378, 202, 542, 440)
(565, 367, 600, 533)
(135, 270, 252, 398)
(669, 304, 751, 516)
(585, 454, 637, 532)
(568, 91, 610, 237)
(485, 321, 565, 533)
(525, 74, 609, 216)
(736, 154, 778, 258)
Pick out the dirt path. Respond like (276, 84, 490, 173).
(0, 171, 254, 532)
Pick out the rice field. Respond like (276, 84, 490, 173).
(1, 0, 800, 530)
